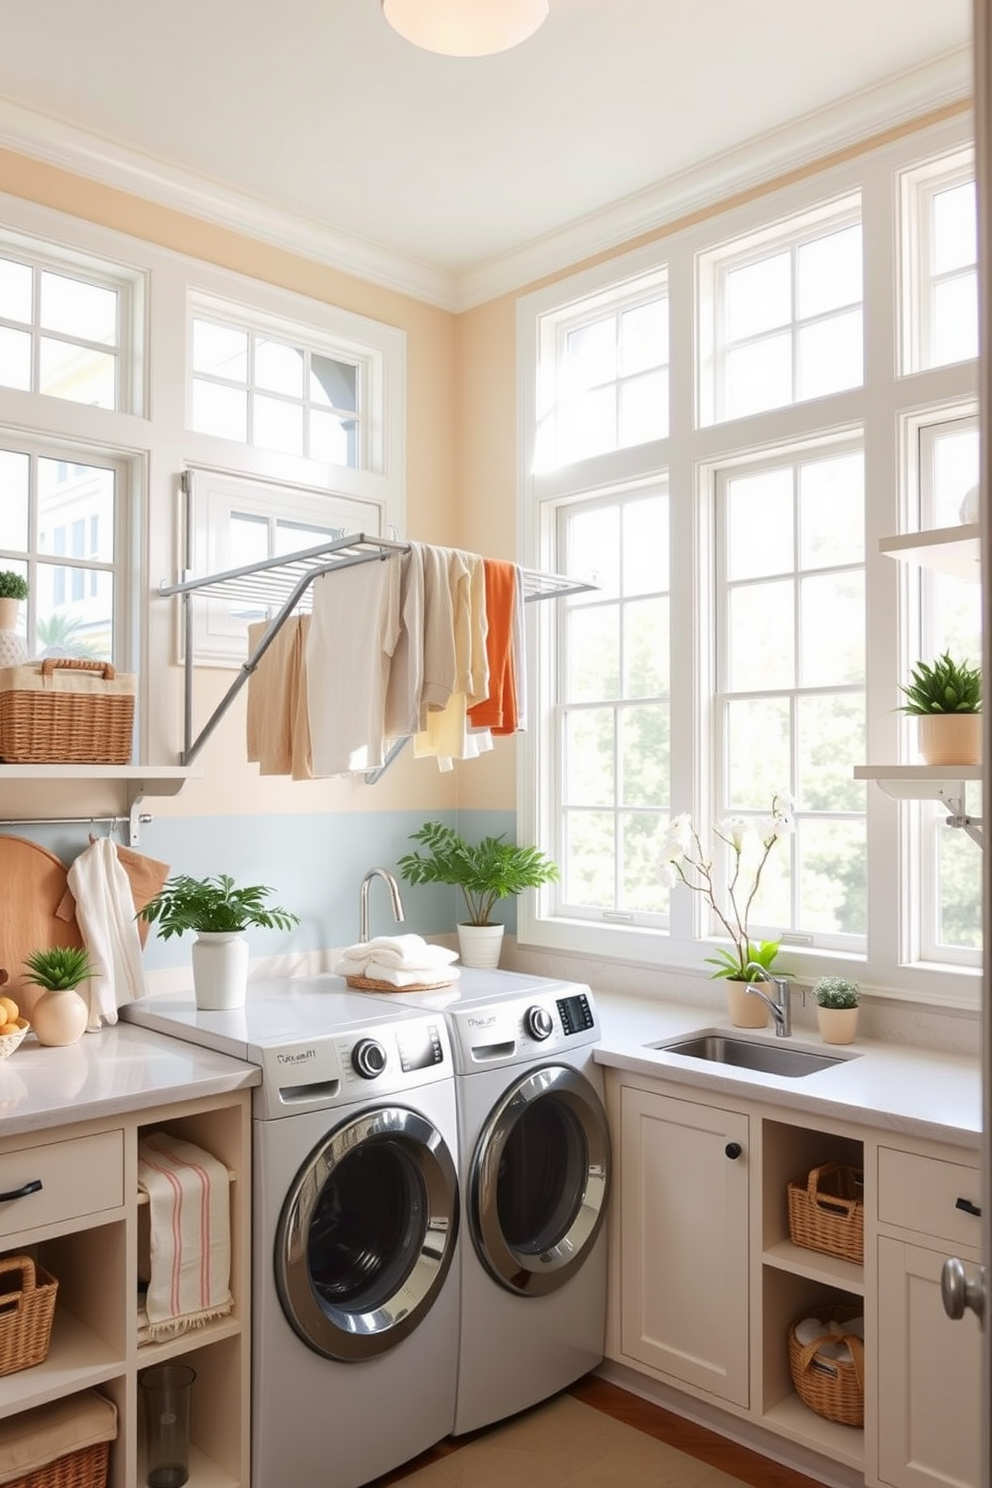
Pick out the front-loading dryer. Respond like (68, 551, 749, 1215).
(124, 982, 461, 1488)
(361, 968, 611, 1435)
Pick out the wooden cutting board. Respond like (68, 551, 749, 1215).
(0, 836, 83, 1014)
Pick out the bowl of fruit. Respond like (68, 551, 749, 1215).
(0, 974, 29, 1058)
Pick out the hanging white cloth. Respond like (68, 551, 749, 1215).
(65, 837, 147, 1030)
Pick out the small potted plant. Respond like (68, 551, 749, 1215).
(899, 652, 981, 767)
(813, 976, 860, 1046)
(397, 821, 559, 968)
(0, 570, 29, 667)
(22, 946, 95, 1046)
(138, 874, 299, 1010)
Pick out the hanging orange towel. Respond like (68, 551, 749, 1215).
(467, 560, 518, 735)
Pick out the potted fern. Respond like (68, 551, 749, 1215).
(138, 874, 299, 1010)
(397, 821, 559, 968)
(899, 652, 981, 766)
(813, 976, 860, 1046)
(22, 946, 95, 1046)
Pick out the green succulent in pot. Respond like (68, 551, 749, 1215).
(898, 652, 981, 715)
(22, 945, 95, 991)
(813, 975, 859, 1010)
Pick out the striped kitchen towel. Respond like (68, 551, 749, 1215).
(137, 1130, 233, 1342)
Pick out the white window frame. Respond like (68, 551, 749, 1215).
(898, 144, 976, 376)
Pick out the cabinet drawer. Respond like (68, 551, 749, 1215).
(0, 1131, 124, 1238)
(878, 1145, 981, 1249)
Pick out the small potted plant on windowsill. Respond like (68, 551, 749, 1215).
(137, 874, 299, 1010)
(813, 976, 860, 1046)
(397, 821, 559, 969)
(899, 652, 981, 767)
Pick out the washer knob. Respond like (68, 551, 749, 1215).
(525, 1005, 554, 1041)
(352, 1038, 387, 1079)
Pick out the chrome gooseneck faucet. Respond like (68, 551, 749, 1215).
(359, 868, 405, 943)
(743, 962, 792, 1037)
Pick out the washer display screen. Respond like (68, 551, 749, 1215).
(396, 1023, 444, 1072)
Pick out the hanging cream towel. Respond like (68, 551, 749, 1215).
(137, 1130, 233, 1342)
(65, 837, 147, 1030)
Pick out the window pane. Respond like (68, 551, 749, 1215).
(623, 496, 668, 594)
(799, 454, 864, 567)
(725, 334, 791, 419)
(623, 597, 669, 697)
(35, 566, 113, 661)
(725, 252, 790, 340)
(275, 520, 344, 555)
(726, 697, 790, 807)
(0, 449, 29, 551)
(253, 394, 304, 456)
(559, 386, 616, 461)
(726, 468, 793, 581)
(797, 225, 862, 317)
(933, 425, 979, 527)
(0, 258, 31, 322)
(566, 507, 619, 598)
(937, 818, 982, 948)
(563, 318, 616, 391)
(563, 810, 615, 908)
(797, 695, 865, 811)
(621, 706, 669, 807)
(565, 709, 614, 805)
(192, 319, 248, 381)
(39, 272, 117, 345)
(800, 571, 864, 686)
(620, 299, 667, 376)
(797, 308, 863, 399)
(39, 340, 116, 409)
(38, 460, 115, 562)
(621, 811, 668, 912)
(229, 513, 269, 567)
(192, 379, 247, 441)
(565, 607, 619, 701)
(254, 338, 303, 397)
(932, 274, 978, 365)
(0, 327, 30, 391)
(933, 181, 977, 274)
(727, 579, 794, 690)
(311, 354, 358, 411)
(619, 368, 667, 446)
(798, 818, 866, 935)
(310, 409, 358, 466)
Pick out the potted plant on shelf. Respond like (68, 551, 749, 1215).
(137, 874, 299, 1010)
(658, 793, 794, 1029)
(22, 946, 94, 1046)
(397, 821, 559, 968)
(899, 652, 982, 766)
(813, 975, 860, 1045)
(0, 570, 29, 668)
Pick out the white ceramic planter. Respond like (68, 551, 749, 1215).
(191, 932, 250, 1010)
(456, 923, 505, 969)
(31, 988, 88, 1046)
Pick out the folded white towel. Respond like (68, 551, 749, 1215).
(66, 837, 147, 1030)
(339, 935, 459, 972)
(334, 955, 460, 988)
(137, 1130, 233, 1342)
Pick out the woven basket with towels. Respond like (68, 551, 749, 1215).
(334, 934, 460, 992)
(788, 1303, 865, 1426)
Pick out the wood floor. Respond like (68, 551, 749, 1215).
(377, 1374, 827, 1488)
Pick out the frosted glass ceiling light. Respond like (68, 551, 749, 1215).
(381, 0, 550, 57)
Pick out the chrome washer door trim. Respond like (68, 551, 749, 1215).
(469, 1065, 610, 1296)
(275, 1105, 458, 1360)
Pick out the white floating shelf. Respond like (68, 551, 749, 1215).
(854, 765, 981, 800)
(879, 523, 980, 580)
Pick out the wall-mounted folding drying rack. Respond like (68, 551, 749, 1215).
(158, 533, 595, 773)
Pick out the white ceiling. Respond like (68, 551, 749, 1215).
(0, 0, 973, 307)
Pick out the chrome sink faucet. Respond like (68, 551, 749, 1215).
(359, 868, 405, 944)
(743, 962, 792, 1037)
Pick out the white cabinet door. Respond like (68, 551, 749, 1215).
(618, 1084, 750, 1407)
(876, 1235, 982, 1488)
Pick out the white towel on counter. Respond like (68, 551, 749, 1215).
(334, 934, 460, 986)
(66, 836, 147, 1030)
(137, 1131, 233, 1343)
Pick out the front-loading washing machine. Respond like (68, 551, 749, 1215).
(361, 967, 611, 1435)
(124, 981, 461, 1488)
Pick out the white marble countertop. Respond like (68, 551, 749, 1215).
(593, 990, 982, 1150)
(0, 1021, 260, 1137)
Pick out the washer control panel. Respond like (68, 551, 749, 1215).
(556, 991, 595, 1037)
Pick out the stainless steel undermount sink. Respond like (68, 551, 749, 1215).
(650, 1033, 856, 1078)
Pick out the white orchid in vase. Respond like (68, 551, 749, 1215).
(659, 792, 795, 982)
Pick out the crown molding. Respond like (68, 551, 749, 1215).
(455, 46, 973, 310)
(0, 44, 972, 316)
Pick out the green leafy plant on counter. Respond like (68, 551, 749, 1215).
(137, 874, 300, 939)
(898, 652, 981, 715)
(23, 945, 95, 990)
(398, 821, 560, 927)
(813, 976, 860, 1010)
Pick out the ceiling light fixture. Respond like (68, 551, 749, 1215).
(381, 0, 549, 57)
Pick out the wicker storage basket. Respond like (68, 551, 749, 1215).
(0, 1256, 58, 1378)
(0, 1390, 116, 1488)
(788, 1302, 865, 1427)
(787, 1161, 864, 1263)
(0, 660, 135, 765)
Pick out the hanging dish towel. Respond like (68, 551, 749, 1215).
(137, 1131, 233, 1343)
(65, 836, 148, 1030)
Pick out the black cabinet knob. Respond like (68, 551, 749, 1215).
(725, 1142, 742, 1160)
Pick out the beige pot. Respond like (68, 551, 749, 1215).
(31, 988, 88, 1046)
(917, 713, 981, 767)
(817, 1006, 858, 1045)
(724, 979, 770, 1029)
(456, 922, 504, 969)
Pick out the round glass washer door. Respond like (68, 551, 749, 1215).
(275, 1105, 459, 1361)
(468, 1065, 610, 1297)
